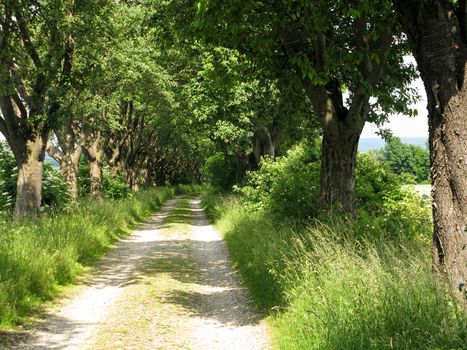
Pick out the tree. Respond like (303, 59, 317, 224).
(393, 0, 467, 296)
(0, 0, 110, 217)
(195, 0, 418, 213)
(382, 137, 430, 182)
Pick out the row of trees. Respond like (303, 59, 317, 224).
(0, 0, 209, 214)
(195, 0, 466, 297)
(0, 1, 465, 296)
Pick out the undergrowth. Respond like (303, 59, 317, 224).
(202, 190, 467, 349)
(0, 185, 198, 327)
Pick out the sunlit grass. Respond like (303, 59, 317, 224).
(0, 187, 179, 327)
(202, 190, 467, 349)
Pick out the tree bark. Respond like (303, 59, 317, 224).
(12, 133, 48, 219)
(252, 127, 275, 167)
(300, 78, 367, 213)
(47, 126, 84, 202)
(320, 132, 360, 213)
(88, 156, 102, 199)
(84, 129, 103, 199)
(393, 0, 467, 296)
(60, 155, 80, 201)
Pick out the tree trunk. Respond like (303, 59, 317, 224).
(320, 132, 360, 213)
(393, 0, 467, 296)
(253, 127, 275, 167)
(89, 157, 102, 199)
(47, 127, 84, 203)
(13, 134, 47, 219)
(60, 155, 79, 201)
(300, 80, 367, 214)
(84, 129, 103, 199)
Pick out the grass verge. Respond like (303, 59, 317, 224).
(0, 185, 198, 328)
(202, 190, 467, 349)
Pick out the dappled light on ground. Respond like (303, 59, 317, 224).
(12, 197, 269, 350)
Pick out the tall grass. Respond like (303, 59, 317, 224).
(0, 186, 185, 326)
(202, 190, 467, 349)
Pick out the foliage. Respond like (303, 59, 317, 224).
(0, 187, 176, 326)
(78, 160, 130, 199)
(236, 140, 430, 237)
(202, 191, 466, 350)
(41, 165, 71, 210)
(0, 142, 16, 213)
(380, 137, 430, 183)
(102, 174, 132, 199)
(202, 152, 237, 191)
(355, 152, 401, 214)
(236, 141, 321, 219)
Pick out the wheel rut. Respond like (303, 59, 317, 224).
(8, 196, 270, 350)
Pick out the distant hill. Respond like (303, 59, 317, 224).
(45, 155, 60, 168)
(359, 137, 427, 152)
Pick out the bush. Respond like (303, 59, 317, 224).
(0, 142, 16, 213)
(381, 137, 430, 183)
(202, 152, 237, 191)
(102, 172, 131, 199)
(355, 152, 401, 214)
(41, 164, 71, 210)
(235, 142, 431, 240)
(237, 141, 321, 219)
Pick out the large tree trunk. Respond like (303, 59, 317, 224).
(61, 155, 79, 201)
(320, 132, 360, 213)
(301, 79, 367, 214)
(84, 129, 103, 199)
(393, 0, 467, 296)
(252, 127, 275, 167)
(47, 127, 84, 202)
(13, 133, 47, 219)
(88, 156, 102, 199)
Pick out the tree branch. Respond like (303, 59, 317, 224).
(0, 116, 8, 137)
(13, 7, 42, 69)
(11, 92, 28, 119)
(46, 140, 64, 163)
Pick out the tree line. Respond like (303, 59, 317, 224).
(0, 1, 465, 297)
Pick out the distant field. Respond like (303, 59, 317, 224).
(359, 137, 427, 152)
(45, 155, 60, 168)
(414, 184, 431, 198)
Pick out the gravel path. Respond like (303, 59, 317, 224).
(8, 196, 270, 350)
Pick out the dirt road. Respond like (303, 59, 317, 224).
(9, 196, 270, 350)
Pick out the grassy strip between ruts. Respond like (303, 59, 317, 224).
(0, 185, 199, 328)
(201, 190, 467, 350)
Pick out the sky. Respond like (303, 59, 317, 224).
(362, 56, 429, 138)
(361, 77, 428, 138)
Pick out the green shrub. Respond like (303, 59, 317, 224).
(102, 172, 131, 199)
(237, 142, 320, 219)
(202, 152, 237, 190)
(381, 137, 430, 183)
(355, 152, 401, 214)
(0, 142, 16, 213)
(41, 164, 71, 210)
